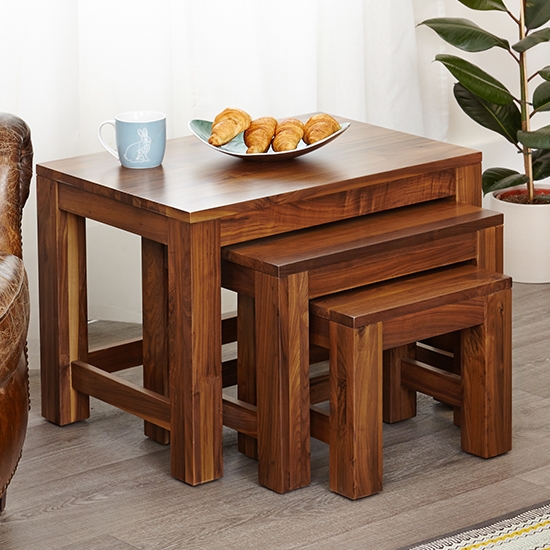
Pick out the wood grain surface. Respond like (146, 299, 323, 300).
(37, 118, 481, 223)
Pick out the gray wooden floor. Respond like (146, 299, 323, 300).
(1, 282, 550, 549)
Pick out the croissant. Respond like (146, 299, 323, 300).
(303, 113, 341, 145)
(208, 108, 252, 146)
(244, 116, 278, 154)
(272, 118, 305, 152)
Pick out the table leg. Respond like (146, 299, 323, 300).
(142, 238, 170, 444)
(168, 219, 223, 485)
(329, 321, 383, 500)
(237, 293, 258, 459)
(37, 176, 90, 425)
(477, 225, 504, 273)
(255, 271, 310, 493)
(455, 163, 482, 207)
(461, 289, 512, 458)
(382, 344, 417, 423)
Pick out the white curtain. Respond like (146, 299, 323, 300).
(0, 0, 447, 368)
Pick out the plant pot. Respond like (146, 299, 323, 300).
(488, 186, 550, 283)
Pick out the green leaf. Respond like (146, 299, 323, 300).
(512, 28, 550, 52)
(420, 18, 510, 52)
(436, 54, 515, 104)
(518, 124, 550, 148)
(533, 81, 550, 112)
(457, 0, 507, 10)
(482, 167, 529, 195)
(453, 83, 522, 143)
(539, 66, 550, 80)
(525, 0, 550, 30)
(532, 148, 550, 179)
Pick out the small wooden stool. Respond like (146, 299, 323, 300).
(309, 265, 512, 499)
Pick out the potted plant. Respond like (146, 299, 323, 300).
(421, 0, 550, 282)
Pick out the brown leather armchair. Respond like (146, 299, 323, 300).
(0, 112, 33, 513)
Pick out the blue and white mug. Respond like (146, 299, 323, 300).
(98, 111, 166, 169)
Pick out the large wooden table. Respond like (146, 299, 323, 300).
(37, 116, 488, 489)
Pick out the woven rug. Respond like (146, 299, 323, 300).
(401, 501, 550, 549)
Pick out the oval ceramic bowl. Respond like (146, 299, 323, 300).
(188, 119, 350, 161)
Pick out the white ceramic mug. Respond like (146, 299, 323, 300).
(98, 111, 166, 169)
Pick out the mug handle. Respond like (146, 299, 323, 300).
(98, 120, 119, 160)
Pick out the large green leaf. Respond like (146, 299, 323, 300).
(421, 18, 509, 52)
(512, 28, 550, 52)
(526, 0, 550, 30)
(533, 81, 550, 112)
(539, 66, 550, 80)
(518, 124, 550, 148)
(533, 148, 550, 179)
(453, 83, 521, 143)
(457, 0, 507, 10)
(436, 54, 515, 104)
(482, 167, 529, 195)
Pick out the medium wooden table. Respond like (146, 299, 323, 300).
(37, 116, 488, 489)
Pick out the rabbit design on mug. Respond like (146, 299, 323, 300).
(124, 128, 152, 163)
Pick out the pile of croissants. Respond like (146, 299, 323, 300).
(207, 108, 341, 154)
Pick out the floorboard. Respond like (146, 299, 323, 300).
(1, 282, 549, 549)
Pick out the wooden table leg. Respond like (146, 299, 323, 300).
(477, 225, 504, 273)
(142, 238, 169, 444)
(168, 219, 223, 485)
(237, 293, 258, 459)
(37, 176, 90, 425)
(383, 344, 417, 424)
(455, 163, 482, 207)
(255, 271, 310, 493)
(330, 321, 383, 500)
(461, 289, 512, 458)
